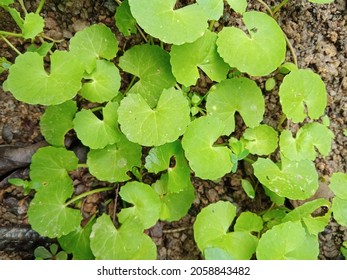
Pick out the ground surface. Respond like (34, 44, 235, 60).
(0, 0, 346, 259)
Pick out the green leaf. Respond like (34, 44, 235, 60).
(73, 102, 122, 149)
(206, 77, 264, 135)
(0, 57, 11, 74)
(280, 123, 333, 161)
(28, 180, 82, 238)
(234, 212, 263, 233)
(182, 116, 233, 180)
(243, 124, 278, 155)
(30, 146, 79, 187)
(118, 182, 161, 229)
(81, 60, 121, 103)
(241, 179, 255, 199)
(5, 51, 84, 105)
(308, 0, 334, 3)
(285, 233, 319, 260)
(22, 13, 44, 39)
(34, 246, 53, 259)
(279, 69, 327, 122)
(87, 135, 142, 183)
(329, 172, 347, 199)
(226, 0, 247, 14)
(69, 24, 118, 73)
(58, 220, 95, 260)
(265, 77, 276, 91)
(118, 88, 190, 147)
(194, 201, 236, 252)
(253, 158, 318, 200)
(90, 214, 156, 260)
(279, 62, 298, 74)
(217, 11, 286, 76)
(170, 30, 229, 87)
(204, 247, 234, 260)
(332, 197, 347, 227)
(27, 42, 54, 56)
(302, 213, 331, 236)
(115, 0, 137, 36)
(40, 100, 78, 146)
(119, 44, 176, 108)
(0, 0, 14, 5)
(196, 0, 223, 20)
(257, 221, 312, 260)
(128, 0, 208, 45)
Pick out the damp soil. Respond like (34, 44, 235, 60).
(0, 0, 346, 260)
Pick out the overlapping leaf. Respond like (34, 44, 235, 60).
(22, 13, 44, 39)
(119, 44, 176, 107)
(217, 11, 286, 76)
(128, 0, 208, 44)
(118, 88, 190, 147)
(170, 30, 229, 87)
(5, 51, 84, 105)
(40, 100, 77, 146)
(73, 102, 122, 149)
(206, 77, 264, 135)
(196, 0, 223, 20)
(226, 0, 247, 14)
(115, 0, 137, 36)
(329, 173, 347, 200)
(279, 69, 327, 122)
(243, 124, 278, 155)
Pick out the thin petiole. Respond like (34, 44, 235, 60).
(273, 0, 290, 15)
(35, 0, 46, 14)
(18, 0, 28, 15)
(0, 35, 21, 55)
(65, 186, 114, 206)
(0, 30, 23, 37)
(256, 0, 274, 17)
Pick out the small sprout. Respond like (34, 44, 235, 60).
(34, 244, 68, 260)
(265, 77, 276, 91)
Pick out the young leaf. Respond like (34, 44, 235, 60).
(27, 42, 54, 56)
(115, 0, 137, 36)
(226, 0, 247, 14)
(118, 88, 190, 147)
(182, 116, 233, 180)
(80, 60, 121, 103)
(241, 179, 255, 199)
(256, 221, 314, 260)
(194, 201, 236, 251)
(170, 30, 229, 87)
(253, 158, 318, 200)
(242, 124, 278, 156)
(28, 180, 82, 238)
(87, 135, 142, 183)
(40, 100, 78, 147)
(73, 102, 122, 149)
(90, 214, 156, 260)
(22, 13, 44, 39)
(196, 0, 223, 20)
(30, 146, 79, 187)
(69, 24, 118, 73)
(217, 11, 286, 76)
(118, 182, 161, 229)
(58, 220, 95, 260)
(119, 44, 176, 108)
(279, 69, 327, 122)
(5, 51, 84, 105)
(280, 123, 333, 161)
(206, 78, 264, 135)
(329, 172, 347, 199)
(234, 212, 263, 233)
(128, 0, 208, 44)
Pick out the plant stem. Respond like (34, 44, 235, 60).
(65, 186, 114, 206)
(243, 157, 255, 164)
(283, 32, 298, 67)
(273, 0, 289, 15)
(40, 34, 64, 43)
(18, 0, 28, 15)
(209, 20, 215, 31)
(136, 24, 147, 42)
(0, 30, 23, 37)
(256, 0, 273, 17)
(35, 0, 46, 14)
(0, 35, 21, 55)
(277, 113, 287, 131)
(77, 163, 89, 168)
(90, 106, 104, 112)
(125, 75, 137, 93)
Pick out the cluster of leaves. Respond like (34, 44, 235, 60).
(1, 0, 345, 259)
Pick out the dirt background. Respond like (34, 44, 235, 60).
(0, 0, 346, 259)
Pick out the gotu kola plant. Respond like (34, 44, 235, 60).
(2, 0, 344, 259)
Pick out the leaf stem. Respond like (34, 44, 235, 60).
(65, 186, 114, 206)
(18, 0, 28, 15)
(243, 157, 255, 164)
(0, 35, 21, 55)
(273, 0, 289, 15)
(256, 0, 273, 17)
(40, 34, 64, 43)
(283, 32, 298, 67)
(77, 163, 89, 168)
(0, 30, 23, 37)
(90, 106, 104, 112)
(125, 75, 137, 93)
(277, 113, 287, 131)
(209, 20, 215, 31)
(35, 0, 46, 14)
(136, 24, 147, 42)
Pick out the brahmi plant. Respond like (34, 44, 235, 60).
(1, 0, 345, 259)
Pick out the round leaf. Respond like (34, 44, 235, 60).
(69, 24, 118, 73)
(40, 100, 78, 146)
(81, 60, 121, 103)
(118, 182, 161, 229)
(73, 102, 122, 149)
(128, 0, 208, 44)
(234, 212, 263, 233)
(217, 11, 286, 76)
(329, 172, 347, 199)
(28, 180, 82, 238)
(119, 44, 176, 108)
(22, 13, 44, 39)
(170, 30, 229, 87)
(243, 124, 278, 155)
(182, 116, 233, 180)
(253, 158, 318, 200)
(90, 214, 156, 260)
(6, 51, 84, 105)
(196, 0, 223, 20)
(206, 77, 264, 135)
(87, 135, 142, 183)
(279, 69, 327, 122)
(118, 88, 190, 147)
